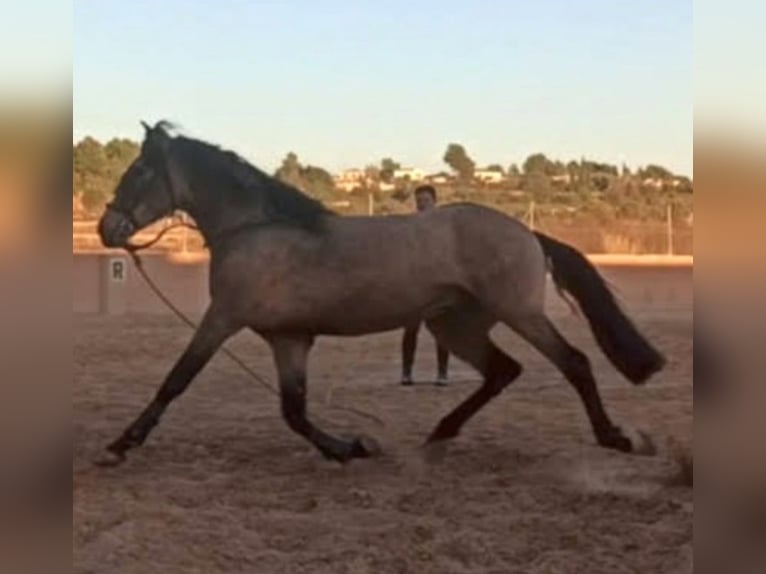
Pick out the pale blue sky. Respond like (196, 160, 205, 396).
(1, 0, 70, 101)
(74, 1, 692, 176)
(695, 0, 766, 147)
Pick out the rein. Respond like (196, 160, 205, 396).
(122, 222, 385, 429)
(125, 220, 198, 252)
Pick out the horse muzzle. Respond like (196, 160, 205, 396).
(98, 207, 136, 248)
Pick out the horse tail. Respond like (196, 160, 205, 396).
(534, 231, 665, 384)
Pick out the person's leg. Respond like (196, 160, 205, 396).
(400, 321, 420, 385)
(435, 342, 450, 386)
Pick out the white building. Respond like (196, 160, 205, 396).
(474, 169, 505, 184)
(334, 168, 367, 192)
(425, 173, 451, 184)
(392, 167, 426, 182)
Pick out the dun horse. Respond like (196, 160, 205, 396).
(97, 121, 665, 466)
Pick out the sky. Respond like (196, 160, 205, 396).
(695, 0, 766, 149)
(1, 0, 71, 102)
(74, 0, 693, 176)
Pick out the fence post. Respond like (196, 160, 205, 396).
(368, 191, 374, 216)
(666, 203, 674, 255)
(99, 254, 128, 315)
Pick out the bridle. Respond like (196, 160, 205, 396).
(105, 153, 196, 253)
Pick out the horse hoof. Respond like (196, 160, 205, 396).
(354, 435, 382, 458)
(629, 429, 657, 457)
(93, 449, 126, 468)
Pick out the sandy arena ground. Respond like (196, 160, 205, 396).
(74, 309, 692, 574)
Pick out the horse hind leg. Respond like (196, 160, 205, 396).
(424, 305, 522, 443)
(504, 312, 654, 455)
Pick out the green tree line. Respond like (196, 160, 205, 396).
(73, 137, 692, 223)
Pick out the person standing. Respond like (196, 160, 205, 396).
(400, 185, 450, 386)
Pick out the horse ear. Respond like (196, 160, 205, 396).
(141, 120, 172, 152)
(152, 123, 172, 150)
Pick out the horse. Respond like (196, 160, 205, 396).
(96, 120, 665, 466)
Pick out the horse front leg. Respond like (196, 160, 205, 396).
(268, 335, 379, 463)
(96, 305, 239, 466)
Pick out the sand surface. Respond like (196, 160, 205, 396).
(74, 310, 692, 574)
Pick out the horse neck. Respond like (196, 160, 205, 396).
(185, 185, 269, 247)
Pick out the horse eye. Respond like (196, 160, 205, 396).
(134, 161, 154, 181)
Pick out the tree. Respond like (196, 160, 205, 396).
(577, 157, 592, 194)
(274, 151, 338, 200)
(104, 138, 139, 164)
(275, 151, 303, 189)
(591, 173, 612, 192)
(581, 159, 618, 176)
(675, 176, 693, 194)
(103, 138, 140, 186)
(380, 158, 401, 183)
(522, 153, 554, 176)
(552, 160, 567, 176)
(506, 163, 522, 189)
(301, 165, 336, 200)
(525, 172, 552, 200)
(486, 164, 505, 173)
(364, 164, 380, 182)
(566, 160, 580, 189)
(73, 137, 112, 211)
(443, 143, 475, 180)
(73, 136, 107, 177)
(639, 164, 673, 180)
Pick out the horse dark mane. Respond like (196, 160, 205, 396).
(163, 125, 333, 232)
